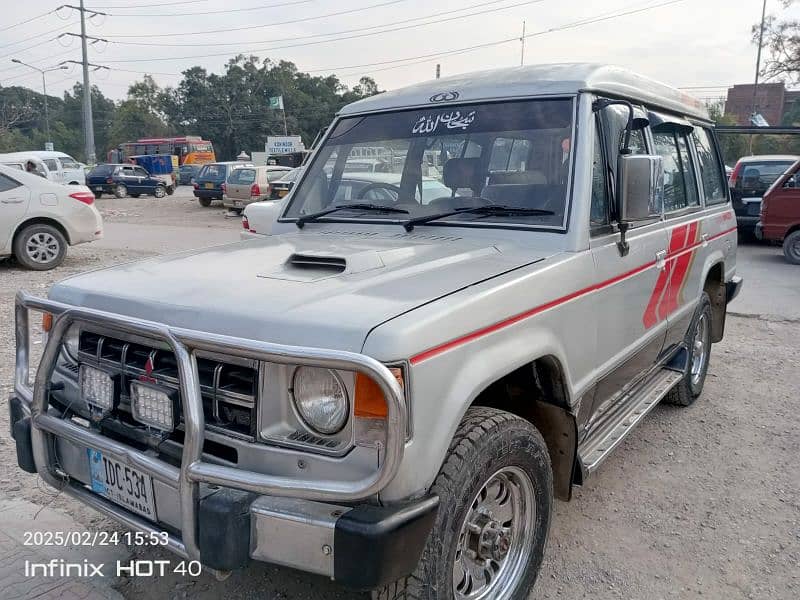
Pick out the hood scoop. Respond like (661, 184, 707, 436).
(288, 253, 347, 272)
(260, 249, 384, 282)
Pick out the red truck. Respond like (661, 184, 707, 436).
(757, 158, 800, 264)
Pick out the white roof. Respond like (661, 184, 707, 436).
(339, 63, 709, 121)
(737, 154, 799, 163)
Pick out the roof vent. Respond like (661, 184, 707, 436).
(287, 254, 346, 273)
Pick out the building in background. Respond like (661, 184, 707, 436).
(725, 82, 800, 125)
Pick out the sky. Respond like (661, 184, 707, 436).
(0, 0, 795, 104)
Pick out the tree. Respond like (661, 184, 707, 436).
(758, 1, 800, 82)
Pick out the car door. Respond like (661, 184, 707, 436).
(43, 158, 62, 183)
(587, 105, 669, 423)
(131, 167, 149, 193)
(0, 172, 31, 251)
(765, 162, 800, 239)
(651, 119, 707, 351)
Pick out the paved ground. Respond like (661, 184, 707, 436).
(0, 191, 797, 599)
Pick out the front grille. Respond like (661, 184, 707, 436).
(77, 331, 258, 440)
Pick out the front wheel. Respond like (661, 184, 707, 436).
(373, 407, 553, 600)
(783, 230, 800, 265)
(153, 185, 167, 198)
(665, 292, 712, 406)
(13, 223, 67, 271)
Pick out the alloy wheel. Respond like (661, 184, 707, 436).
(453, 466, 536, 600)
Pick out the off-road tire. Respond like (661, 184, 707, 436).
(12, 223, 67, 271)
(198, 197, 212, 207)
(371, 407, 553, 600)
(665, 292, 713, 406)
(782, 230, 800, 265)
(114, 184, 128, 199)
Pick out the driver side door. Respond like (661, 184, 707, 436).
(586, 106, 669, 429)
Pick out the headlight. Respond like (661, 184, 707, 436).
(291, 367, 349, 435)
(63, 325, 80, 362)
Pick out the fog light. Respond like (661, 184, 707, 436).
(80, 366, 116, 415)
(131, 382, 178, 432)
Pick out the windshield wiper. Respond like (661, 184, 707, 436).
(296, 203, 409, 228)
(403, 205, 555, 232)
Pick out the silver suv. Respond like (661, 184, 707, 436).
(10, 64, 742, 599)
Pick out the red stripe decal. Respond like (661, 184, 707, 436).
(410, 260, 655, 365)
(409, 224, 738, 365)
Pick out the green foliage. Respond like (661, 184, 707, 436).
(0, 57, 381, 163)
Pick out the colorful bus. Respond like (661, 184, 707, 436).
(108, 136, 215, 166)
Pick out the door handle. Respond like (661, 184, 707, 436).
(655, 250, 667, 270)
(1, 199, 24, 204)
(701, 233, 709, 247)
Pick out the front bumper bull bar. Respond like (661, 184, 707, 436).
(13, 291, 407, 565)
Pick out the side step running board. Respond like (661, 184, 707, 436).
(578, 369, 683, 475)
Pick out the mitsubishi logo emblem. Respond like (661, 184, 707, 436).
(139, 356, 157, 383)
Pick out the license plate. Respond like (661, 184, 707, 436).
(87, 448, 156, 520)
(94, 186, 103, 192)
(234, 200, 243, 207)
(204, 182, 214, 189)
(278, 189, 288, 197)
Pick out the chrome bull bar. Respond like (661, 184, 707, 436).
(14, 290, 407, 562)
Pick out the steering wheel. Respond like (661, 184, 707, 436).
(355, 182, 402, 204)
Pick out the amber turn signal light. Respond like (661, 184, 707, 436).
(354, 368, 404, 419)
(41, 312, 53, 333)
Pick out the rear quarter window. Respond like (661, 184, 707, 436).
(88, 165, 114, 177)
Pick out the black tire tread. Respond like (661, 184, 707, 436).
(371, 407, 546, 600)
(664, 293, 712, 407)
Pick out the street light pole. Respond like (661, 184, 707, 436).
(751, 0, 768, 123)
(10, 59, 68, 150)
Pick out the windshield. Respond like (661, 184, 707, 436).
(738, 160, 795, 193)
(284, 99, 574, 228)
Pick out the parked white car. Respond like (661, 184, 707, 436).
(0, 154, 51, 179)
(0, 164, 103, 270)
(0, 151, 86, 185)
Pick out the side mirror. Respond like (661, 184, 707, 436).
(619, 154, 664, 222)
(243, 198, 286, 237)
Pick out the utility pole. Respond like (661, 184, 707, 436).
(10, 60, 68, 150)
(751, 0, 768, 124)
(520, 20, 526, 66)
(59, 3, 107, 164)
(79, 0, 95, 164)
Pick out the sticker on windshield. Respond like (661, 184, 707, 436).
(412, 111, 477, 135)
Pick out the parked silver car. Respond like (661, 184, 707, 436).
(222, 165, 291, 211)
(10, 64, 741, 599)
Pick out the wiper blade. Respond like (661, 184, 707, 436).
(296, 203, 409, 228)
(403, 204, 554, 232)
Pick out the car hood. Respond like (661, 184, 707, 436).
(49, 231, 557, 353)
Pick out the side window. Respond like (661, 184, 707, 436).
(134, 167, 148, 177)
(44, 159, 59, 171)
(653, 130, 699, 212)
(591, 121, 609, 226)
(619, 128, 647, 155)
(0, 173, 21, 192)
(677, 133, 700, 207)
(692, 127, 728, 205)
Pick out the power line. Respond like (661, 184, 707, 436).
(312, 0, 688, 76)
(103, 0, 546, 62)
(0, 8, 56, 33)
(106, 0, 536, 49)
(87, 0, 205, 7)
(105, 0, 410, 38)
(106, 0, 317, 17)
